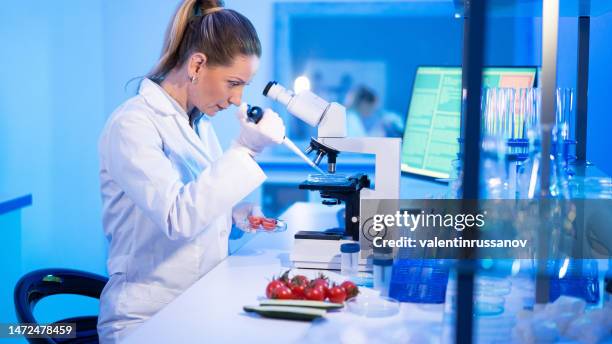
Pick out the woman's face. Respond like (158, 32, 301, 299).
(188, 54, 260, 116)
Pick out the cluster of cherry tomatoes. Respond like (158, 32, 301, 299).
(265, 270, 359, 304)
(248, 215, 278, 231)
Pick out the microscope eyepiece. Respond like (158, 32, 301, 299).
(263, 81, 277, 96)
(262, 81, 328, 128)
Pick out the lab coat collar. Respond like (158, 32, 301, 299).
(139, 78, 216, 163)
(139, 78, 190, 121)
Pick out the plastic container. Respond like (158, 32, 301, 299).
(340, 243, 360, 278)
(388, 259, 450, 303)
(373, 258, 393, 297)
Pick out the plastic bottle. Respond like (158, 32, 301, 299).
(340, 243, 360, 278)
(373, 258, 393, 297)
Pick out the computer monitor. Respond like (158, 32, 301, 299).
(401, 66, 537, 179)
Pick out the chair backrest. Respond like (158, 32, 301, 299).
(14, 268, 108, 344)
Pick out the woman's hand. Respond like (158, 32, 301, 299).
(234, 103, 285, 156)
(232, 202, 264, 233)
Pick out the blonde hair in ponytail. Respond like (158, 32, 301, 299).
(152, 0, 198, 80)
(148, 0, 261, 82)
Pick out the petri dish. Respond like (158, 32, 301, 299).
(238, 219, 287, 233)
(346, 294, 400, 318)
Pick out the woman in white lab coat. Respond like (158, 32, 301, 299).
(96, 1, 284, 342)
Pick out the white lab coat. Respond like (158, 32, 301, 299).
(96, 79, 266, 343)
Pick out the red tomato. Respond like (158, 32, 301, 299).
(310, 285, 328, 301)
(327, 285, 347, 303)
(340, 281, 359, 300)
(270, 285, 294, 300)
(288, 275, 309, 299)
(311, 277, 329, 289)
(289, 283, 306, 299)
(310, 278, 329, 296)
(291, 275, 309, 286)
(304, 287, 326, 301)
(266, 279, 286, 298)
(248, 215, 262, 226)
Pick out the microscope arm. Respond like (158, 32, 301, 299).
(319, 137, 401, 200)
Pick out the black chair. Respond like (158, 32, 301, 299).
(14, 268, 108, 344)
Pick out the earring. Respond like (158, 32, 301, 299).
(190, 75, 198, 84)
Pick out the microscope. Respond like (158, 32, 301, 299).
(263, 81, 401, 271)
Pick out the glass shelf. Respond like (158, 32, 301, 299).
(452, 0, 612, 18)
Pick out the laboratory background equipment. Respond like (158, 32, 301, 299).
(448, 86, 581, 200)
(447, 83, 611, 308)
(401, 66, 537, 180)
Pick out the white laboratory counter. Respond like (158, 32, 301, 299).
(124, 202, 447, 343)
